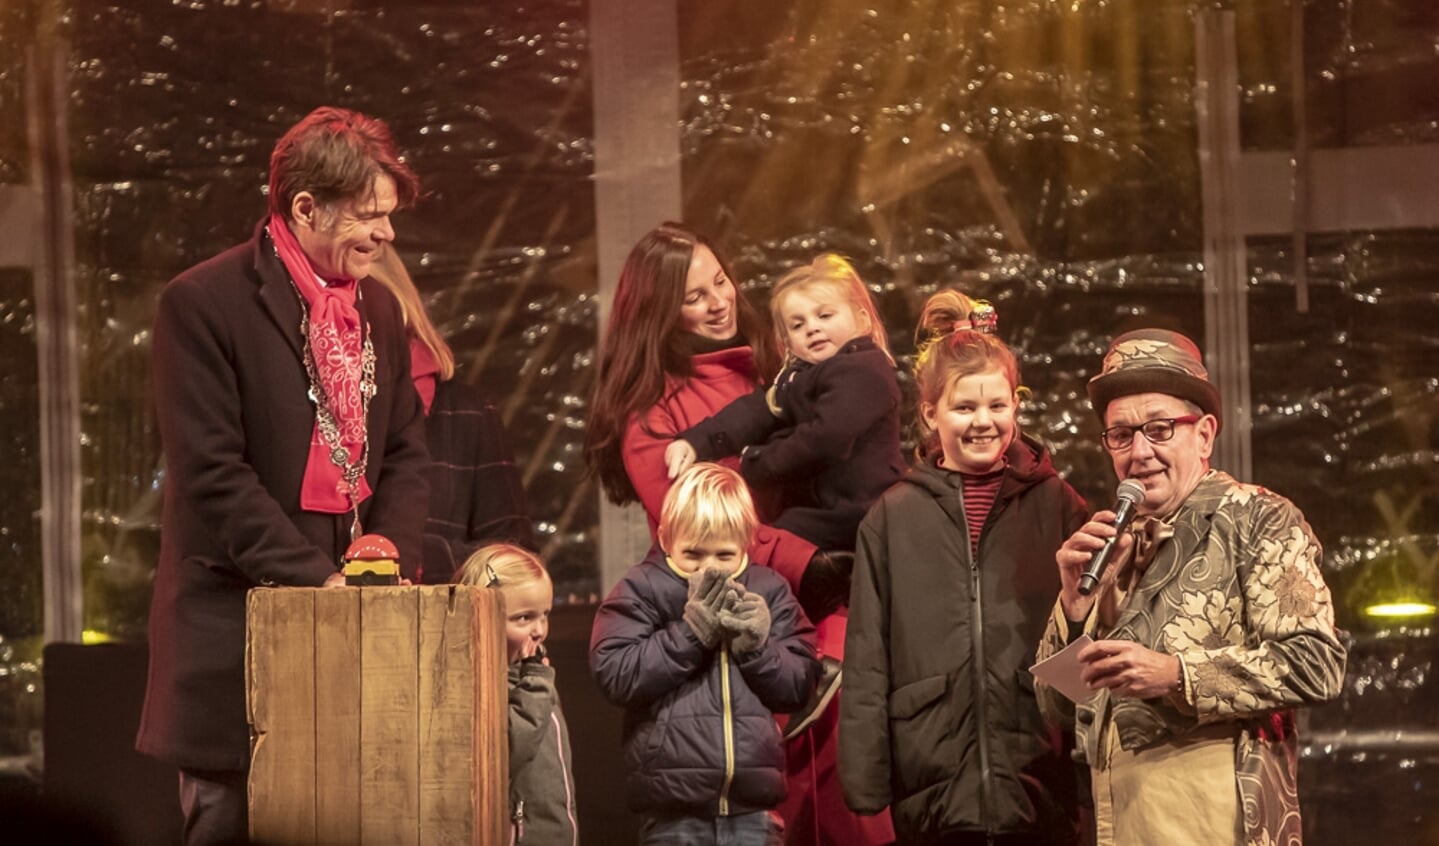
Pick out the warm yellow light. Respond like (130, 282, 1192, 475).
(81, 629, 114, 645)
(1363, 602, 1437, 619)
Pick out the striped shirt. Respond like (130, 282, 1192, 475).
(960, 467, 1005, 560)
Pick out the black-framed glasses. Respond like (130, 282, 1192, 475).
(1101, 415, 1202, 451)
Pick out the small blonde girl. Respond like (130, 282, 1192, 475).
(767, 253, 893, 376)
(662, 254, 906, 622)
(457, 544, 578, 845)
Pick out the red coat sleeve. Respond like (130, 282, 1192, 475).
(621, 405, 817, 591)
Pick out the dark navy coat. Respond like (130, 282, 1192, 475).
(589, 548, 819, 816)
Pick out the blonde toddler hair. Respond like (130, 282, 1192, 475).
(456, 543, 550, 591)
(769, 253, 893, 364)
(658, 463, 759, 552)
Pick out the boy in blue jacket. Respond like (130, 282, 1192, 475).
(590, 463, 819, 845)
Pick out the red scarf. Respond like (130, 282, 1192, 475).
(269, 213, 373, 513)
(409, 336, 438, 415)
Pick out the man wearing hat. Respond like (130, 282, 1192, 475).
(1034, 328, 1346, 846)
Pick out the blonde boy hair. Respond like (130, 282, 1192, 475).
(769, 253, 893, 364)
(455, 542, 550, 590)
(658, 463, 759, 552)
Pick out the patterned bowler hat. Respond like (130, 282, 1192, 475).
(1086, 328, 1222, 426)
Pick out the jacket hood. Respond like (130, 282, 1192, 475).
(641, 543, 752, 583)
(660, 550, 750, 581)
(905, 432, 1059, 506)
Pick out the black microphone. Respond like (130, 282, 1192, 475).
(1077, 479, 1147, 596)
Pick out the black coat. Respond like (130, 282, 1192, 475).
(681, 337, 904, 551)
(136, 222, 430, 771)
(420, 378, 535, 584)
(841, 436, 1088, 845)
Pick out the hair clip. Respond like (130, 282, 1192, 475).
(483, 562, 500, 587)
(968, 300, 998, 335)
(914, 299, 999, 348)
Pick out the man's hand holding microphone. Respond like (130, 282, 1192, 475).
(1056, 479, 1183, 702)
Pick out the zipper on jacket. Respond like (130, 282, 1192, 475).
(511, 798, 524, 844)
(718, 642, 736, 816)
(961, 486, 995, 835)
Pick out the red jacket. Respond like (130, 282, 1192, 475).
(620, 345, 817, 588)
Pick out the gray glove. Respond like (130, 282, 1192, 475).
(683, 566, 732, 648)
(719, 589, 771, 656)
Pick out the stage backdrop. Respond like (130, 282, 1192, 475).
(1, 1, 1436, 843)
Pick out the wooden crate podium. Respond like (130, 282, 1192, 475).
(246, 585, 508, 845)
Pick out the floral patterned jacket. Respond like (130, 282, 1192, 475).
(1035, 470, 1347, 846)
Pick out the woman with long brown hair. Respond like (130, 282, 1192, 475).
(584, 222, 893, 846)
(586, 222, 780, 515)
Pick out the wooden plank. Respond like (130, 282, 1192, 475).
(314, 588, 362, 846)
(247, 588, 318, 845)
(247, 585, 509, 845)
(472, 588, 510, 846)
(418, 586, 476, 846)
(359, 587, 420, 845)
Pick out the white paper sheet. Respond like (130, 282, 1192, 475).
(1029, 634, 1098, 704)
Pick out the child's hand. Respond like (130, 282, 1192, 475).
(517, 638, 548, 664)
(690, 565, 729, 604)
(664, 439, 697, 480)
(683, 566, 730, 648)
(765, 357, 802, 417)
(717, 584, 741, 615)
(719, 589, 771, 656)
